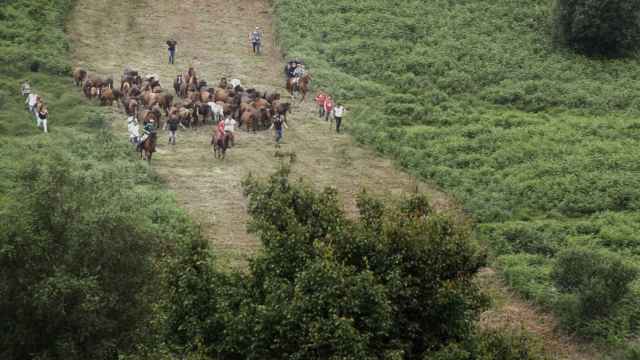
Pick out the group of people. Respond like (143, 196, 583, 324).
(21, 80, 49, 133)
(165, 25, 263, 64)
(314, 91, 346, 133)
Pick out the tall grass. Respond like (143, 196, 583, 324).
(274, 0, 640, 344)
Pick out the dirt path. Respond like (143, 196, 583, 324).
(67, 0, 451, 267)
(67, 1, 602, 357)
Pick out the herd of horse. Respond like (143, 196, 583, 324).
(71, 65, 313, 161)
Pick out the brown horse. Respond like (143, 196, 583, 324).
(286, 73, 312, 101)
(211, 131, 230, 159)
(139, 132, 156, 162)
(73, 67, 87, 87)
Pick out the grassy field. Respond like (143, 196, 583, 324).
(273, 0, 640, 346)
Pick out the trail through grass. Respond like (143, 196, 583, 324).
(67, 0, 448, 268)
(66, 1, 603, 358)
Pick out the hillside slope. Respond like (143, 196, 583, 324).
(66, 0, 607, 358)
(67, 0, 449, 263)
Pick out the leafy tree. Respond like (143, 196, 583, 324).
(553, 0, 640, 56)
(0, 154, 164, 359)
(165, 167, 490, 359)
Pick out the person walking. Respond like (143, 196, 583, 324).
(37, 106, 48, 133)
(167, 114, 181, 145)
(26, 93, 38, 115)
(166, 39, 177, 64)
(323, 96, 334, 121)
(314, 91, 327, 118)
(269, 113, 287, 145)
(21, 80, 31, 97)
(249, 27, 263, 55)
(333, 103, 346, 133)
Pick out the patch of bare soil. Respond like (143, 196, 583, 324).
(477, 268, 602, 360)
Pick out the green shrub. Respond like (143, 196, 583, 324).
(551, 248, 638, 337)
(428, 328, 549, 360)
(553, 0, 640, 57)
(165, 168, 488, 359)
(0, 153, 165, 359)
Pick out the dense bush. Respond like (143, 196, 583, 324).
(553, 0, 640, 57)
(429, 328, 549, 360)
(0, 1, 202, 358)
(164, 168, 492, 359)
(0, 135, 202, 359)
(551, 248, 638, 338)
(273, 0, 640, 342)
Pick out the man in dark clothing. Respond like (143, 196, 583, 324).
(167, 114, 180, 145)
(249, 27, 263, 55)
(166, 39, 177, 64)
(269, 114, 287, 145)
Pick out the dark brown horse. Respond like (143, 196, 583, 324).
(286, 73, 312, 101)
(139, 133, 156, 162)
(211, 131, 230, 159)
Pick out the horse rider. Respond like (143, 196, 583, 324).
(216, 117, 226, 141)
(137, 120, 156, 152)
(127, 116, 140, 144)
(224, 115, 237, 147)
(249, 26, 263, 55)
(21, 80, 31, 97)
(292, 63, 306, 88)
(287, 61, 298, 79)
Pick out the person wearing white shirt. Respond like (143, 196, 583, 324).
(21, 81, 31, 97)
(224, 116, 237, 147)
(332, 103, 346, 133)
(26, 93, 38, 116)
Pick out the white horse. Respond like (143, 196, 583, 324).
(230, 78, 241, 89)
(208, 101, 224, 123)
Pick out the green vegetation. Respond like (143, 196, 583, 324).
(162, 167, 548, 359)
(0, 1, 197, 358)
(273, 0, 640, 344)
(1, 1, 550, 358)
(553, 0, 640, 57)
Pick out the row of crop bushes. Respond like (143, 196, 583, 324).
(273, 0, 640, 349)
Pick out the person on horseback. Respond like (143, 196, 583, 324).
(127, 116, 140, 144)
(249, 26, 263, 55)
(216, 118, 226, 139)
(292, 63, 306, 88)
(137, 120, 156, 152)
(224, 115, 237, 147)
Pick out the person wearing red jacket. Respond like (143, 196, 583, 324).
(323, 96, 334, 121)
(314, 91, 327, 118)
